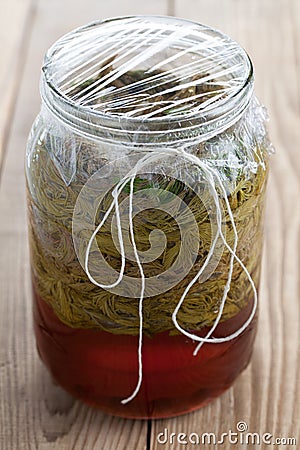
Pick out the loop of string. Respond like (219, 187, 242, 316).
(84, 148, 258, 404)
(170, 150, 258, 356)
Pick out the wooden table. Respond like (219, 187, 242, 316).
(0, 1, 299, 449)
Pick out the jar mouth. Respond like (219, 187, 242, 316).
(41, 15, 254, 145)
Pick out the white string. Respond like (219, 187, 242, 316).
(84, 177, 129, 288)
(194, 167, 257, 354)
(168, 148, 259, 352)
(170, 153, 237, 353)
(121, 176, 145, 404)
(84, 152, 161, 404)
(84, 148, 258, 403)
(169, 149, 257, 353)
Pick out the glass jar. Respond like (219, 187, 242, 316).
(26, 16, 271, 419)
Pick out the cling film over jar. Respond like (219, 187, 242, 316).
(26, 16, 273, 418)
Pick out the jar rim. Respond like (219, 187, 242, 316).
(41, 15, 254, 144)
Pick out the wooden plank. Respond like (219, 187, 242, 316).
(1, 1, 299, 449)
(0, 0, 33, 170)
(0, 1, 169, 449)
(150, 1, 300, 448)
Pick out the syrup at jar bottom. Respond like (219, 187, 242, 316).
(33, 286, 257, 419)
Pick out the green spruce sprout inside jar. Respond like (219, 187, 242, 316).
(26, 16, 273, 418)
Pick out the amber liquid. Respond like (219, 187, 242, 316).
(33, 287, 257, 419)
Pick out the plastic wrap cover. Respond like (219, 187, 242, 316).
(39, 16, 272, 186)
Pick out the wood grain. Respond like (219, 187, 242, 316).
(0, 0, 34, 170)
(0, 1, 299, 449)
